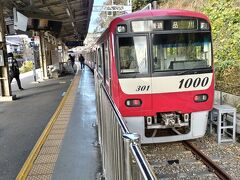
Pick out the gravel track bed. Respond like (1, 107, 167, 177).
(145, 151, 196, 165)
(158, 174, 218, 180)
(142, 141, 219, 179)
(141, 133, 240, 179)
(142, 143, 185, 153)
(190, 134, 240, 179)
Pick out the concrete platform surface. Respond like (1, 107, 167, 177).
(0, 70, 74, 180)
(52, 68, 102, 180)
(16, 67, 101, 180)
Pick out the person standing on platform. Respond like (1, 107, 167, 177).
(78, 54, 85, 70)
(68, 54, 75, 72)
(8, 52, 24, 90)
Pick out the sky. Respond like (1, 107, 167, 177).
(88, 0, 106, 33)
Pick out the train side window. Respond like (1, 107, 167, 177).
(104, 40, 110, 81)
(97, 48, 103, 74)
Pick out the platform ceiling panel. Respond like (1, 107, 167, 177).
(3, 0, 93, 43)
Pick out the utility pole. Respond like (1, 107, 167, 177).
(151, 0, 158, 9)
(39, 31, 48, 79)
(0, 1, 14, 101)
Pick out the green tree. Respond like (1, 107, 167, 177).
(202, 0, 240, 70)
(20, 61, 33, 73)
(132, 0, 148, 11)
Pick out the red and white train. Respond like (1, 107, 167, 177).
(93, 9, 214, 143)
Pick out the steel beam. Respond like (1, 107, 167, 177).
(35, 1, 62, 8)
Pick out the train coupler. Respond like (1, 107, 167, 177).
(145, 112, 190, 129)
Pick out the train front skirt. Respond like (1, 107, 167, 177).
(124, 110, 209, 144)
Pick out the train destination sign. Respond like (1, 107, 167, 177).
(171, 20, 196, 30)
(152, 20, 163, 30)
(131, 19, 199, 32)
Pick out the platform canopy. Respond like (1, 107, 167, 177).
(2, 0, 94, 44)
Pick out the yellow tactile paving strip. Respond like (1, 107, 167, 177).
(16, 74, 80, 180)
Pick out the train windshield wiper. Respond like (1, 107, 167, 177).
(177, 69, 198, 75)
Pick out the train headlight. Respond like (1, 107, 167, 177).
(125, 99, 142, 107)
(117, 25, 127, 33)
(194, 94, 208, 102)
(200, 22, 209, 30)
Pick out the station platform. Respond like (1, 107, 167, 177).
(0, 69, 74, 180)
(16, 68, 101, 179)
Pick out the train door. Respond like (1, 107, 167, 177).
(100, 43, 106, 85)
(104, 39, 111, 94)
(97, 45, 104, 81)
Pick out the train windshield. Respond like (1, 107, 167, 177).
(152, 33, 212, 72)
(119, 36, 148, 74)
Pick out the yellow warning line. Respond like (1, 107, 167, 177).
(16, 77, 76, 180)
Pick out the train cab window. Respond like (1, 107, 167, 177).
(152, 33, 212, 72)
(118, 36, 148, 74)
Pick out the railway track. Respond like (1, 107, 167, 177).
(142, 138, 234, 179)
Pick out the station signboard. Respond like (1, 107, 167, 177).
(65, 41, 84, 47)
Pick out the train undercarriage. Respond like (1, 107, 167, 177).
(124, 111, 209, 144)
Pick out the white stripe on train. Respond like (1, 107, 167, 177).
(119, 73, 213, 94)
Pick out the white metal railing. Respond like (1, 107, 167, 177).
(94, 71, 157, 180)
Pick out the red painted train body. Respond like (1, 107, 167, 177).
(94, 9, 214, 143)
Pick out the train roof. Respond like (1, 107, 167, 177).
(97, 9, 210, 44)
(109, 9, 210, 29)
(120, 9, 209, 21)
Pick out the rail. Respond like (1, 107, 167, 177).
(183, 141, 233, 180)
(94, 71, 157, 180)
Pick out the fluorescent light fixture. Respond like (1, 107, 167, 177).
(66, 8, 70, 16)
(71, 22, 75, 27)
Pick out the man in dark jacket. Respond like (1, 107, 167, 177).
(78, 54, 85, 69)
(8, 53, 24, 90)
(68, 54, 75, 72)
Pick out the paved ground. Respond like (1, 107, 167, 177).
(0, 70, 74, 180)
(21, 68, 102, 179)
(52, 68, 101, 180)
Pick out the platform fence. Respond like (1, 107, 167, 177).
(95, 72, 157, 180)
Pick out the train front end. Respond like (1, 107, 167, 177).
(111, 10, 214, 143)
